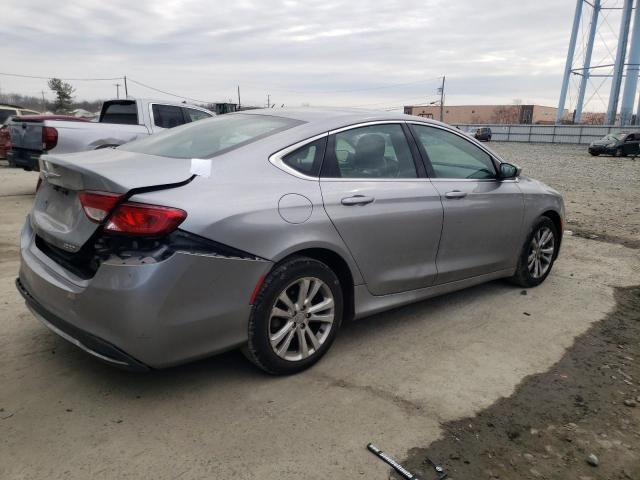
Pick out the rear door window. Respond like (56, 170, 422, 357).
(152, 104, 187, 129)
(322, 124, 418, 178)
(101, 102, 138, 124)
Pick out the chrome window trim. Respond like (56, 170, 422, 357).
(268, 132, 329, 180)
(328, 120, 406, 135)
(269, 120, 513, 182)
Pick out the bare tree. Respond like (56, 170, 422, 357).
(581, 112, 606, 125)
(491, 106, 520, 124)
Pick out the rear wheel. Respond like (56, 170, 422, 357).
(511, 217, 559, 288)
(589, 151, 599, 156)
(615, 147, 625, 157)
(244, 256, 343, 375)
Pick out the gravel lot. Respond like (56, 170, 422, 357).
(492, 142, 640, 247)
(0, 142, 639, 480)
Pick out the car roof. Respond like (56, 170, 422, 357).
(237, 107, 447, 130)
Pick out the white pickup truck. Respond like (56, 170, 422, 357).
(8, 98, 214, 170)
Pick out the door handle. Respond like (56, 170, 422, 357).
(444, 190, 468, 199)
(341, 195, 375, 206)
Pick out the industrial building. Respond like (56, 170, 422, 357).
(404, 104, 565, 125)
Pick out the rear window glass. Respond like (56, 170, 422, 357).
(282, 138, 327, 176)
(101, 102, 138, 125)
(0, 109, 17, 124)
(119, 114, 303, 159)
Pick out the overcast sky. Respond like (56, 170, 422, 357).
(1, 0, 603, 110)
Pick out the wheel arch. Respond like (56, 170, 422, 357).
(278, 247, 356, 322)
(541, 209, 563, 258)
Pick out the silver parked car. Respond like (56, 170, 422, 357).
(17, 109, 564, 374)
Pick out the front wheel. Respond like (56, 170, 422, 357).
(244, 256, 343, 375)
(511, 217, 559, 288)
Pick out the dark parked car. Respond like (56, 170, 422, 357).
(465, 126, 492, 141)
(588, 132, 640, 157)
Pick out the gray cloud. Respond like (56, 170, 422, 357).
(1, 0, 585, 108)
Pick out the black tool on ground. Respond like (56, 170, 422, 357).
(367, 443, 420, 479)
(367, 443, 449, 480)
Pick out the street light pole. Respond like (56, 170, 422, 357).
(114, 83, 121, 99)
(438, 76, 446, 122)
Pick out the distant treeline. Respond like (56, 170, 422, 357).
(0, 92, 104, 113)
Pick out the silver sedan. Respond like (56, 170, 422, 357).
(17, 109, 564, 374)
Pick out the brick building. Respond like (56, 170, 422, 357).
(403, 104, 566, 124)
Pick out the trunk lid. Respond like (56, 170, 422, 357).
(33, 148, 193, 252)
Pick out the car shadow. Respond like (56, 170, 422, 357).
(51, 279, 520, 396)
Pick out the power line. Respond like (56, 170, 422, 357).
(126, 78, 214, 104)
(0, 72, 123, 81)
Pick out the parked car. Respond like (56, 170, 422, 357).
(0, 104, 40, 124)
(0, 119, 11, 160)
(8, 98, 214, 170)
(465, 126, 492, 141)
(2, 115, 90, 163)
(16, 109, 564, 374)
(588, 132, 640, 157)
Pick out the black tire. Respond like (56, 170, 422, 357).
(511, 216, 559, 288)
(615, 147, 624, 157)
(589, 151, 599, 156)
(244, 256, 343, 375)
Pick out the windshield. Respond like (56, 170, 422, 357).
(604, 133, 626, 141)
(120, 114, 303, 159)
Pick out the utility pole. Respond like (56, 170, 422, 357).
(124, 75, 128, 98)
(267, 94, 270, 109)
(41, 90, 46, 111)
(237, 85, 241, 110)
(438, 76, 446, 122)
(113, 83, 121, 99)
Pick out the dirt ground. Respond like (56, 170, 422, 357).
(398, 286, 640, 480)
(1, 143, 639, 480)
(492, 143, 640, 248)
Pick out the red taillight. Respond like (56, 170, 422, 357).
(105, 202, 187, 236)
(78, 191, 186, 236)
(42, 126, 58, 151)
(78, 191, 123, 223)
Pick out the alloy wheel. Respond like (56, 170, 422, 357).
(268, 277, 335, 362)
(527, 226, 555, 279)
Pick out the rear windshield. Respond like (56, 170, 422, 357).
(119, 114, 303, 159)
(101, 101, 138, 125)
(0, 109, 16, 124)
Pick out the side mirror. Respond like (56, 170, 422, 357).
(499, 162, 521, 179)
